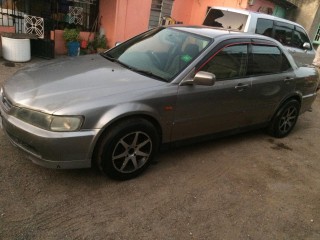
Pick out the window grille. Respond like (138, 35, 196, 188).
(149, 0, 174, 28)
(314, 24, 320, 45)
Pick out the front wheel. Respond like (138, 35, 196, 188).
(268, 99, 300, 138)
(95, 118, 159, 180)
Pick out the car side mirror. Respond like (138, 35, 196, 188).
(193, 71, 216, 86)
(303, 42, 311, 50)
(180, 71, 216, 86)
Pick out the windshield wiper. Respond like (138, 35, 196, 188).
(101, 52, 117, 62)
(101, 53, 167, 82)
(129, 67, 167, 82)
(101, 53, 133, 69)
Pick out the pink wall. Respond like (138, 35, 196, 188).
(246, 0, 274, 12)
(0, 26, 15, 33)
(171, 0, 194, 24)
(50, 30, 95, 55)
(100, 0, 117, 48)
(122, 0, 151, 40)
(100, 0, 151, 47)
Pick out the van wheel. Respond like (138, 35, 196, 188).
(268, 99, 300, 138)
(96, 118, 159, 180)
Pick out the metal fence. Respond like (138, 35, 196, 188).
(0, 0, 99, 36)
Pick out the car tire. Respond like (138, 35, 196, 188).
(268, 99, 300, 138)
(96, 118, 159, 180)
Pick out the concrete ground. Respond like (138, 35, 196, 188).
(0, 57, 320, 240)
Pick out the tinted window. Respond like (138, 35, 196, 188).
(249, 45, 291, 75)
(203, 9, 248, 31)
(292, 26, 311, 50)
(201, 44, 248, 80)
(256, 18, 274, 37)
(274, 21, 293, 46)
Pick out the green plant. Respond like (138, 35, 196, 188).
(63, 28, 80, 43)
(93, 34, 107, 49)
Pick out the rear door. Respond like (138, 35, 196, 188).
(289, 26, 315, 66)
(247, 41, 296, 123)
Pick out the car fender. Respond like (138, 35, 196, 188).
(92, 102, 172, 144)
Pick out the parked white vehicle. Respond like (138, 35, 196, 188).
(203, 7, 315, 66)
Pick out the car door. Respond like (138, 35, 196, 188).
(171, 43, 253, 141)
(247, 42, 296, 124)
(288, 26, 315, 66)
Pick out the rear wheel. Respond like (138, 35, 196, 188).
(95, 118, 159, 180)
(268, 99, 300, 138)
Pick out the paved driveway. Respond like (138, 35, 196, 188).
(0, 58, 320, 240)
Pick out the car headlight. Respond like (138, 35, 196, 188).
(50, 116, 83, 131)
(13, 108, 83, 132)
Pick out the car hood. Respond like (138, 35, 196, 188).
(4, 54, 166, 113)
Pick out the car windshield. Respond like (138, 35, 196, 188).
(103, 27, 211, 82)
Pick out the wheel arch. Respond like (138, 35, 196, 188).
(273, 93, 302, 119)
(91, 113, 163, 165)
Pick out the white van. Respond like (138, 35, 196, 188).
(203, 7, 315, 66)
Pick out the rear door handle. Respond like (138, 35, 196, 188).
(284, 77, 294, 83)
(235, 83, 250, 92)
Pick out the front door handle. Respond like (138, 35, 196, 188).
(235, 83, 250, 91)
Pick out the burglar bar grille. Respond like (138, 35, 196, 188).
(0, 1, 25, 33)
(0, 0, 99, 34)
(149, 0, 174, 28)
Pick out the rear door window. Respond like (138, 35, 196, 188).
(256, 18, 274, 37)
(200, 44, 248, 80)
(248, 45, 291, 75)
(274, 21, 294, 46)
(203, 9, 248, 31)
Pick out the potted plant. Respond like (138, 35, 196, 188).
(93, 34, 107, 53)
(63, 28, 80, 56)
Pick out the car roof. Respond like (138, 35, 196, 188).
(168, 25, 279, 43)
(207, 6, 305, 29)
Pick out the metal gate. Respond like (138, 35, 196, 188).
(0, 0, 99, 59)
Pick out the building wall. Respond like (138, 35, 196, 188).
(99, 0, 151, 47)
(289, 0, 320, 42)
(171, 0, 194, 24)
(311, 8, 320, 44)
(99, 0, 117, 48)
(246, 0, 274, 12)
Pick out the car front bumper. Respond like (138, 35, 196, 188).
(0, 108, 98, 169)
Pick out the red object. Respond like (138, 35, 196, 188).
(81, 40, 88, 49)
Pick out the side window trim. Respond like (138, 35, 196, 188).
(197, 39, 251, 71)
(255, 18, 275, 38)
(293, 25, 312, 50)
(197, 41, 250, 81)
(248, 42, 292, 76)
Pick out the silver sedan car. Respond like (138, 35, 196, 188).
(0, 26, 319, 180)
